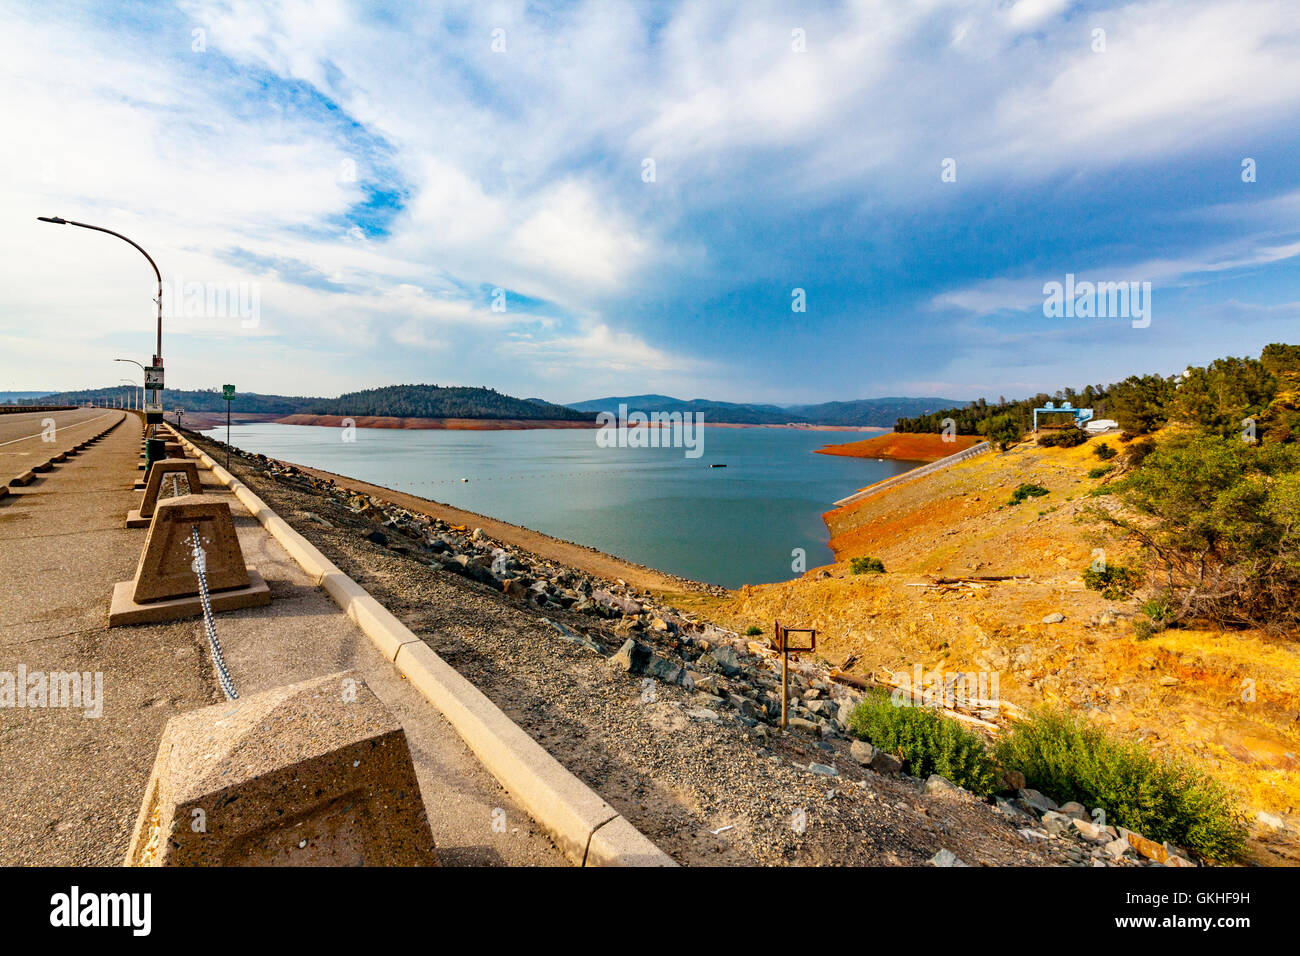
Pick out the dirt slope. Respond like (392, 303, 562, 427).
(708, 434, 1300, 864)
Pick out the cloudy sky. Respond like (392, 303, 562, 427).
(2, 0, 1298, 404)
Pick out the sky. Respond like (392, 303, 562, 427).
(1, 0, 1299, 406)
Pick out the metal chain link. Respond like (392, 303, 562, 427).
(191, 525, 238, 700)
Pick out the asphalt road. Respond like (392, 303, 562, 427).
(0, 407, 121, 486)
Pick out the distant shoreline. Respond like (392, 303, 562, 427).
(190, 412, 893, 433)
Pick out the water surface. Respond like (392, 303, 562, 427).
(204, 423, 918, 588)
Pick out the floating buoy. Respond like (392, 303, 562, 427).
(460, 477, 469, 482)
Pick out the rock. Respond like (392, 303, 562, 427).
(1071, 818, 1108, 843)
(470, 528, 484, 541)
(688, 672, 719, 695)
(837, 697, 857, 727)
(870, 750, 903, 775)
(1102, 836, 1131, 860)
(924, 774, 961, 797)
(364, 530, 388, 546)
(849, 740, 876, 766)
(501, 578, 528, 598)
(687, 708, 720, 722)
(929, 849, 968, 867)
(808, 762, 839, 777)
(608, 639, 652, 675)
(645, 656, 684, 685)
(1017, 788, 1059, 814)
(1059, 801, 1089, 821)
(1257, 810, 1286, 831)
(998, 770, 1026, 792)
(1120, 828, 1175, 864)
(1041, 612, 1065, 624)
(710, 645, 743, 676)
(1041, 811, 1072, 837)
(785, 717, 821, 737)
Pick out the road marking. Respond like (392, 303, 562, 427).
(0, 412, 118, 447)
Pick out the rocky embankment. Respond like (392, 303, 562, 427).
(189, 433, 1202, 866)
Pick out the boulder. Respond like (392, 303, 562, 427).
(849, 740, 876, 766)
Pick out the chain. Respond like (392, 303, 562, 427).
(190, 525, 238, 700)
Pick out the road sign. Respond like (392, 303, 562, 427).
(222, 384, 235, 401)
(145, 365, 164, 389)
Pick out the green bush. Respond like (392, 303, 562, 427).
(1094, 442, 1117, 460)
(1087, 465, 1114, 479)
(1038, 428, 1088, 447)
(1008, 483, 1050, 505)
(849, 555, 885, 575)
(1082, 563, 1140, 599)
(848, 691, 997, 795)
(1102, 434, 1300, 630)
(993, 709, 1247, 861)
(744, 625, 763, 636)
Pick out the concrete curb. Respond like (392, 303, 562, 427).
(166, 426, 676, 868)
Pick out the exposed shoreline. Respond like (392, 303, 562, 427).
(815, 430, 981, 463)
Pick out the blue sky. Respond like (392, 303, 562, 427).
(2, 0, 1299, 404)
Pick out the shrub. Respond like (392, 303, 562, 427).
(1094, 442, 1117, 460)
(744, 625, 763, 637)
(1038, 427, 1088, 448)
(1008, 483, 1049, 505)
(993, 709, 1247, 861)
(849, 555, 885, 575)
(1100, 434, 1300, 630)
(1082, 563, 1140, 599)
(1125, 437, 1156, 468)
(848, 691, 997, 795)
(1087, 465, 1113, 479)
(979, 413, 1025, 451)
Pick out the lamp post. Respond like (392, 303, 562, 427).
(114, 358, 145, 411)
(120, 378, 137, 410)
(39, 217, 164, 434)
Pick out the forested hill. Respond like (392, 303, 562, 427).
(307, 385, 591, 421)
(30, 383, 592, 421)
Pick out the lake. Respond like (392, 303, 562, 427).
(201, 422, 918, 588)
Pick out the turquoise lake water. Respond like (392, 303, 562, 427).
(202, 423, 918, 588)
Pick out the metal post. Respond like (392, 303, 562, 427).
(226, 401, 231, 471)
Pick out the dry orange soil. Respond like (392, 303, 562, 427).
(816, 431, 982, 462)
(697, 433, 1300, 864)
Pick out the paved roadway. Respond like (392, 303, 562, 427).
(0, 412, 566, 866)
(0, 407, 122, 486)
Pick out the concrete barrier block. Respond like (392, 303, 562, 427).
(585, 815, 678, 867)
(134, 458, 206, 522)
(125, 671, 438, 866)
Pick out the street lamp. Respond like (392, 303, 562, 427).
(39, 216, 164, 435)
(114, 358, 145, 410)
(120, 378, 137, 410)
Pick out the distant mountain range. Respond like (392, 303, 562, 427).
(23, 384, 959, 427)
(565, 394, 962, 427)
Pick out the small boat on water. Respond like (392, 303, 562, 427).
(709, 463, 727, 468)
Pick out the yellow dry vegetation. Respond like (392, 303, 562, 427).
(696, 432, 1300, 863)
